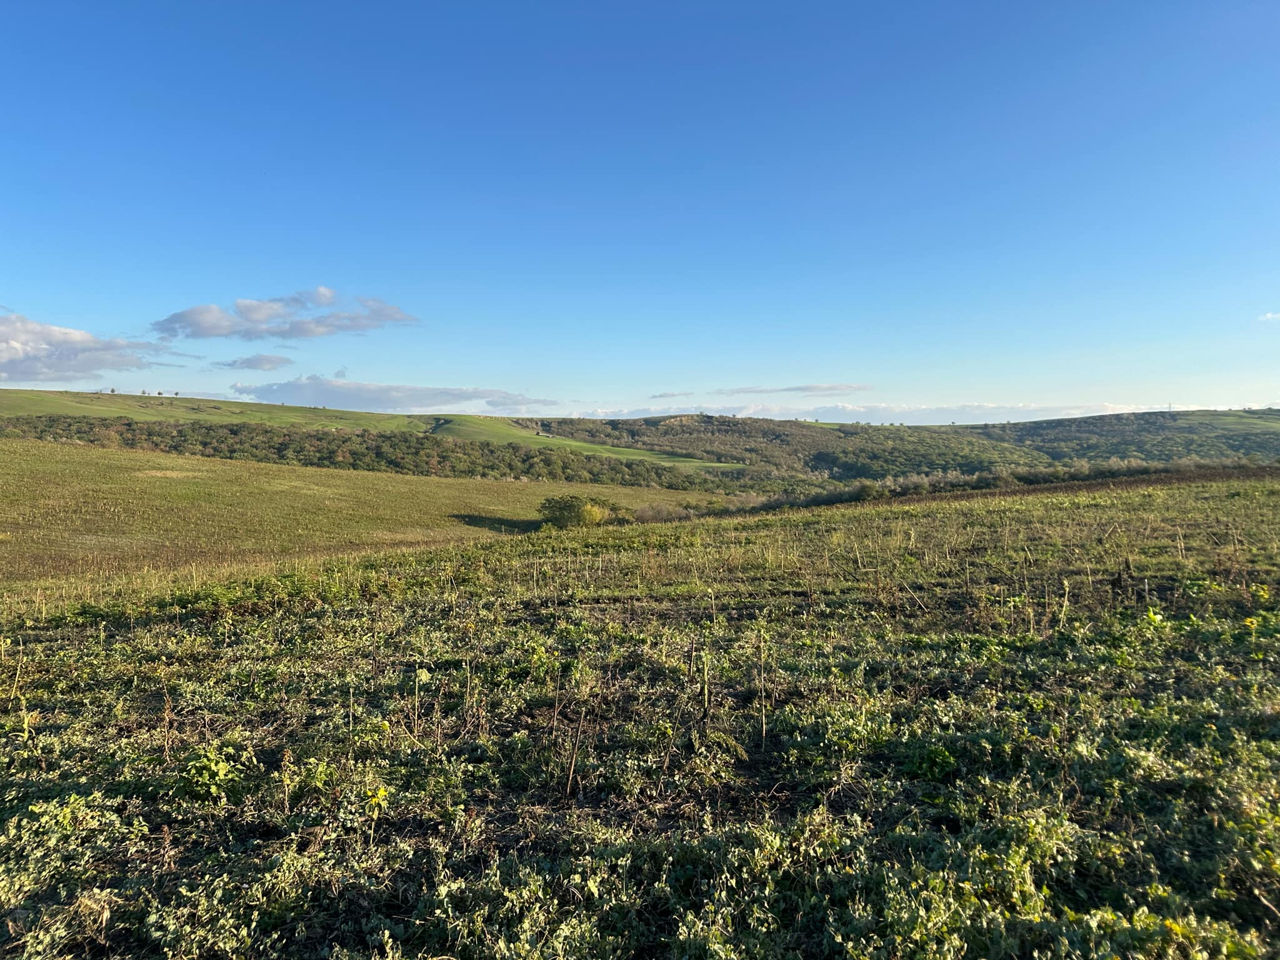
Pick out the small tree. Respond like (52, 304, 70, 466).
(537, 495, 619, 529)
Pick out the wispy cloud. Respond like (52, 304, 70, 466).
(569, 400, 1186, 425)
(231, 375, 556, 414)
(1260, 312, 1280, 323)
(155, 286, 416, 341)
(650, 390, 695, 399)
(0, 312, 167, 381)
(713, 383, 872, 396)
(214, 354, 294, 371)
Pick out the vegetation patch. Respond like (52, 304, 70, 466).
(2, 478, 1278, 957)
(0, 439, 716, 607)
(0, 416, 726, 489)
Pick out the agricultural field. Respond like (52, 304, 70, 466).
(0, 439, 714, 612)
(3, 476, 1278, 957)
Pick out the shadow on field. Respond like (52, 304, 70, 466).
(451, 513, 542, 535)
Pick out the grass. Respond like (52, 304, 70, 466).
(0, 439, 714, 609)
(0, 388, 431, 431)
(1118, 408, 1280, 434)
(0, 390, 728, 471)
(2, 475, 1278, 957)
(496, 410, 1280, 484)
(428, 414, 731, 470)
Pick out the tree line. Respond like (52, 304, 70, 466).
(516, 410, 1280, 479)
(4, 413, 1276, 501)
(0, 416, 722, 490)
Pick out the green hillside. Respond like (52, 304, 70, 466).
(963, 408, 1280, 461)
(4, 391, 1277, 494)
(426, 414, 729, 469)
(0, 438, 714, 604)
(516, 414, 1055, 478)
(0, 388, 429, 431)
(0, 390, 724, 471)
(520, 409, 1280, 480)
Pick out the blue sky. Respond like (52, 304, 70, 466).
(2, 1, 1277, 423)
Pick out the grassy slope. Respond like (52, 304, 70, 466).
(524, 409, 1280, 479)
(0, 390, 725, 471)
(959, 408, 1280, 461)
(0, 388, 429, 431)
(2, 478, 1277, 957)
(428, 414, 732, 469)
(0, 438, 712, 602)
(521, 414, 1055, 477)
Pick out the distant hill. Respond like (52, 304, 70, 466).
(425, 413, 731, 468)
(0, 390, 727, 472)
(518, 409, 1280, 481)
(2, 389, 1276, 492)
(0, 387, 430, 431)
(961, 409, 1280, 462)
(512, 415, 1050, 479)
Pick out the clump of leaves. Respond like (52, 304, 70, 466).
(177, 742, 258, 803)
(538, 495, 627, 529)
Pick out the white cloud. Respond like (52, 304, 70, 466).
(650, 391, 694, 399)
(569, 400, 1187, 425)
(231, 375, 556, 414)
(0, 312, 165, 382)
(214, 354, 294, 371)
(713, 383, 872, 396)
(1260, 312, 1280, 323)
(155, 287, 417, 340)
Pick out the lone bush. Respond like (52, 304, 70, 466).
(537, 495, 622, 529)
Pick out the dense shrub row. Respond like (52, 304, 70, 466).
(516, 409, 1280, 481)
(515, 414, 1051, 479)
(4, 414, 1277, 505)
(966, 408, 1280, 461)
(0, 416, 721, 490)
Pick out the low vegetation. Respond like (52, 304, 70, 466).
(0, 416, 722, 489)
(515, 413, 1048, 478)
(7, 401, 1279, 502)
(537, 495, 627, 529)
(428, 415, 731, 469)
(0, 439, 713, 608)
(518, 409, 1280, 482)
(965, 408, 1280, 462)
(3, 477, 1278, 957)
(0, 389, 432, 432)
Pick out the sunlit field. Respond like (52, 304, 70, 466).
(0, 439, 713, 612)
(3, 477, 1277, 957)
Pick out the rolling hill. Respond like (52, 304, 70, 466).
(963, 408, 1280, 461)
(0, 387, 430, 431)
(0, 390, 726, 472)
(518, 408, 1280, 479)
(426, 413, 730, 468)
(3, 390, 1278, 496)
(0, 438, 714, 605)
